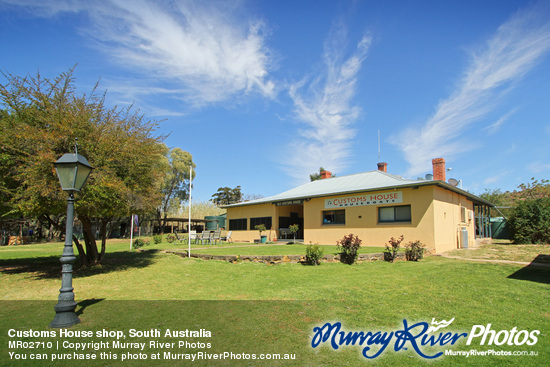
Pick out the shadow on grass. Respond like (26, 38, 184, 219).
(507, 254, 550, 284)
(76, 298, 105, 317)
(0, 250, 158, 280)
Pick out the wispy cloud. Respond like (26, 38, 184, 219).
(528, 161, 550, 173)
(1, 0, 275, 107)
(396, 2, 550, 176)
(484, 108, 519, 135)
(285, 23, 371, 181)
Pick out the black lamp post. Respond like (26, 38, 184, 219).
(49, 144, 92, 328)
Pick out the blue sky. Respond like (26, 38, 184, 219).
(1, 0, 550, 202)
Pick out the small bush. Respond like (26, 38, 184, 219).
(166, 234, 176, 243)
(133, 238, 149, 250)
(305, 244, 324, 265)
(153, 234, 163, 244)
(337, 234, 362, 264)
(384, 235, 403, 262)
(405, 240, 426, 261)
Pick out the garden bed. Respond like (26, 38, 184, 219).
(168, 250, 405, 264)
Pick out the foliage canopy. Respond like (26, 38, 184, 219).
(0, 68, 168, 265)
(211, 186, 242, 206)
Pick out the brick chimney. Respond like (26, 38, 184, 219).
(320, 170, 332, 179)
(432, 158, 446, 181)
(377, 162, 387, 172)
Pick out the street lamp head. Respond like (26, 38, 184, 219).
(54, 151, 93, 191)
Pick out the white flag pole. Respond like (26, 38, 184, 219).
(188, 166, 192, 258)
(130, 214, 134, 250)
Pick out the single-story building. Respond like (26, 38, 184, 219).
(223, 158, 493, 253)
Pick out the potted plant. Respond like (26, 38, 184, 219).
(255, 224, 267, 243)
(289, 224, 299, 243)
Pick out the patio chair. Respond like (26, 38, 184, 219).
(197, 231, 212, 245)
(279, 228, 291, 239)
(222, 231, 233, 243)
(174, 230, 184, 242)
(188, 230, 197, 244)
(211, 229, 222, 245)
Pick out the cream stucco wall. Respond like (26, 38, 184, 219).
(432, 186, 476, 252)
(226, 185, 478, 252)
(303, 186, 436, 249)
(225, 203, 278, 242)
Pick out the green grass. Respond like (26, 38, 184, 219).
(1, 240, 548, 366)
(446, 241, 550, 263)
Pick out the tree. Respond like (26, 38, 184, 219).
(157, 148, 195, 234)
(479, 188, 513, 218)
(507, 178, 550, 244)
(211, 186, 242, 206)
(0, 68, 167, 265)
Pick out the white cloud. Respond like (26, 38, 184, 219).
(484, 108, 519, 135)
(396, 2, 550, 176)
(285, 23, 371, 182)
(2, 0, 275, 107)
(528, 161, 550, 173)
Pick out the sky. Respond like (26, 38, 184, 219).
(1, 0, 549, 202)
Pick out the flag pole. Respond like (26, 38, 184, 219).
(188, 166, 192, 258)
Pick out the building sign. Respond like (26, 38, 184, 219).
(325, 191, 403, 209)
(275, 199, 304, 206)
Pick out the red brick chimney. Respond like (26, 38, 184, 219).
(432, 158, 446, 181)
(320, 170, 332, 179)
(377, 162, 387, 172)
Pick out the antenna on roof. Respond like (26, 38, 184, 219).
(378, 130, 381, 162)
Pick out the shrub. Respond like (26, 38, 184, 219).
(255, 224, 266, 237)
(337, 234, 362, 264)
(133, 238, 149, 250)
(305, 244, 324, 265)
(153, 234, 163, 244)
(289, 224, 300, 242)
(384, 235, 403, 262)
(166, 234, 176, 243)
(405, 240, 426, 261)
(508, 197, 550, 244)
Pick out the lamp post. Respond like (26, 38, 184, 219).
(49, 144, 92, 328)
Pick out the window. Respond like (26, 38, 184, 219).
(229, 218, 247, 231)
(461, 207, 467, 223)
(378, 205, 411, 223)
(250, 217, 272, 230)
(323, 210, 345, 225)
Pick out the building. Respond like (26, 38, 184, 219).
(224, 158, 493, 253)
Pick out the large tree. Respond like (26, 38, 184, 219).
(157, 147, 195, 234)
(0, 68, 167, 265)
(211, 186, 242, 206)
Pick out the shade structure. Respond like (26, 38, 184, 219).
(54, 153, 93, 191)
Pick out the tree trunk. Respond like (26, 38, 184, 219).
(98, 218, 110, 262)
(39, 213, 89, 266)
(156, 208, 163, 235)
(79, 215, 99, 265)
(161, 212, 168, 235)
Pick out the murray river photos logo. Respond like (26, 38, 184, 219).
(311, 318, 540, 359)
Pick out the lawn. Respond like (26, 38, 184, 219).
(1, 239, 548, 366)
